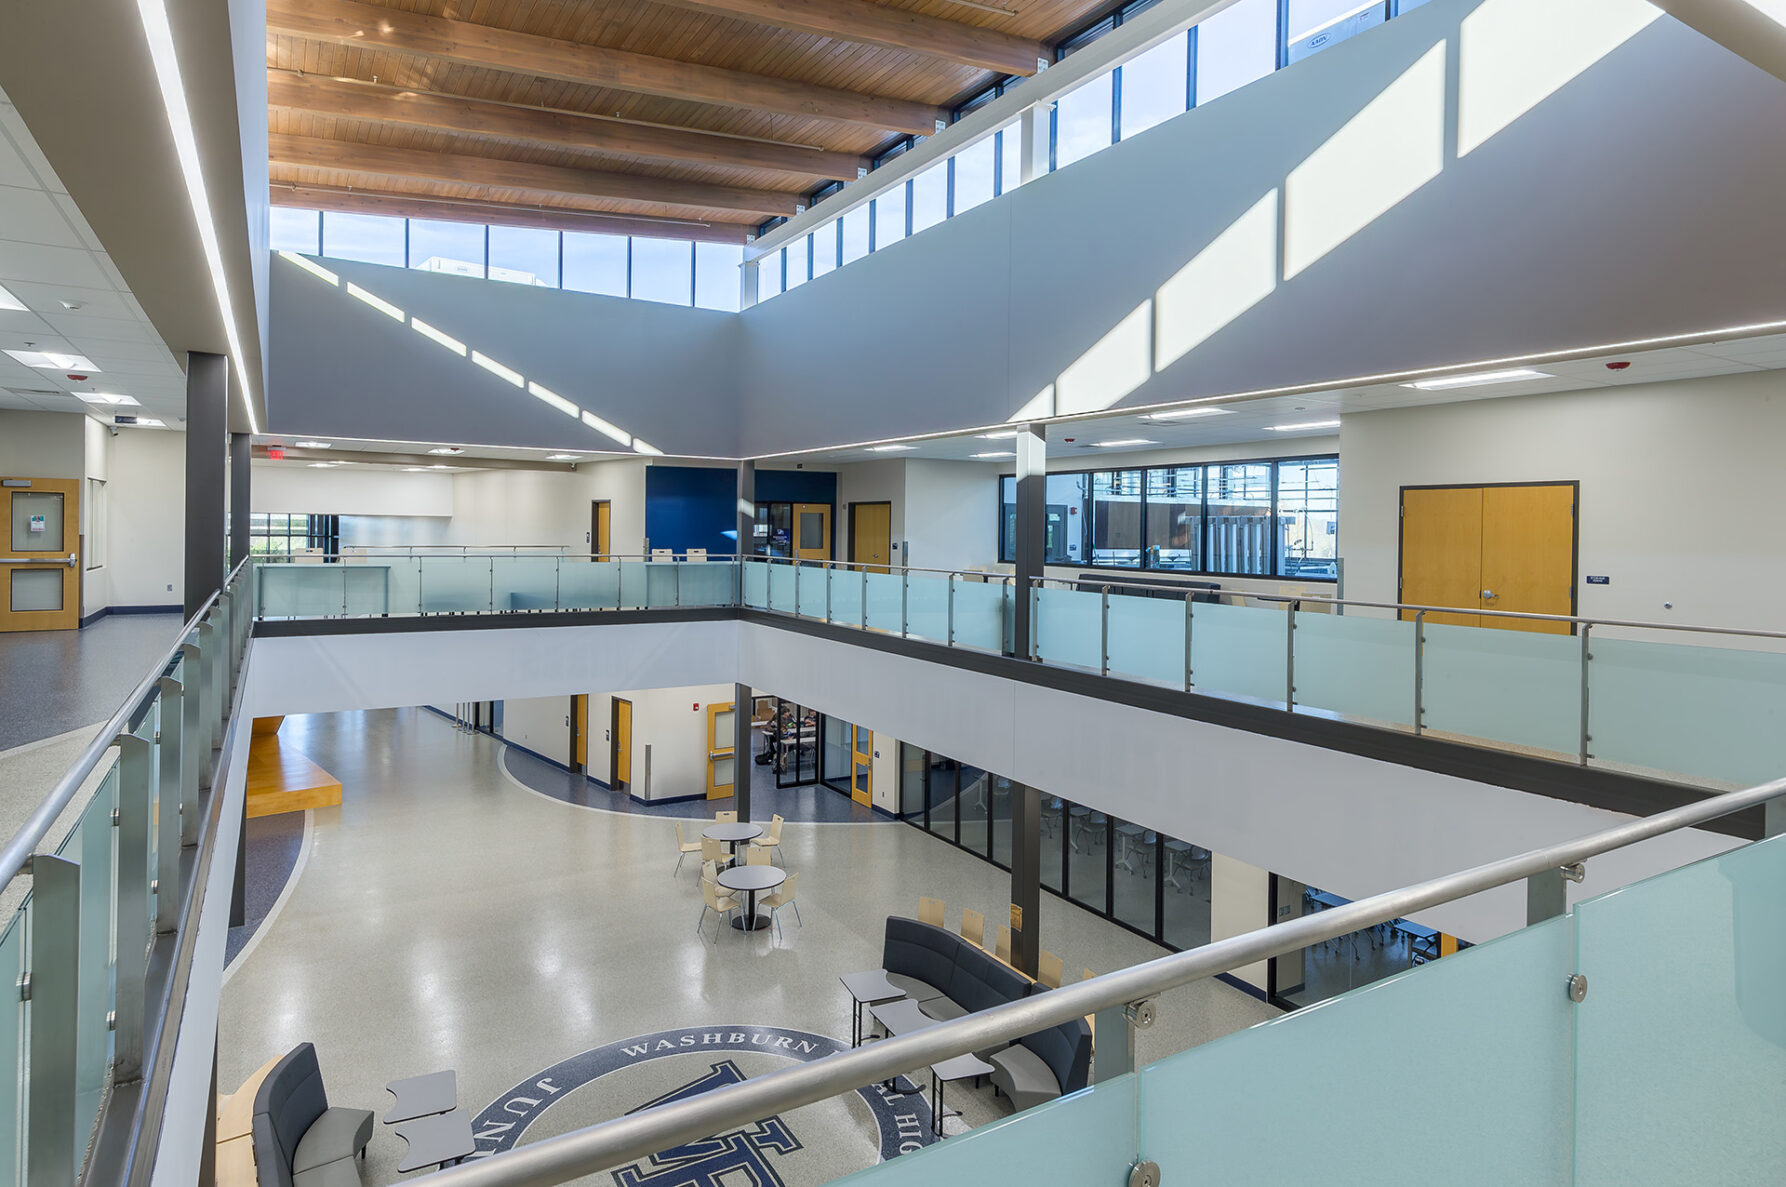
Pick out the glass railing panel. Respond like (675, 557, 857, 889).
(953, 579, 1008, 653)
(64, 763, 118, 1163)
(1421, 621, 1579, 756)
(1142, 914, 1576, 1182)
(677, 561, 738, 608)
(864, 571, 904, 633)
(254, 564, 348, 618)
(902, 572, 950, 645)
(829, 1073, 1138, 1186)
(741, 559, 770, 608)
(1189, 601, 1288, 704)
(1587, 635, 1786, 786)
(795, 564, 828, 620)
(1292, 609, 1417, 728)
(1574, 832, 1786, 1183)
(767, 562, 798, 613)
(1107, 594, 1188, 688)
(492, 556, 561, 612)
(378, 555, 422, 615)
(642, 562, 682, 607)
(418, 557, 494, 614)
(558, 560, 621, 610)
(829, 568, 866, 626)
(618, 561, 650, 608)
(1035, 587, 1103, 670)
(0, 909, 22, 1184)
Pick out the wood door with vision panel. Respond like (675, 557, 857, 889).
(850, 502, 891, 573)
(1399, 487, 1482, 627)
(1480, 484, 1575, 634)
(1, 478, 81, 632)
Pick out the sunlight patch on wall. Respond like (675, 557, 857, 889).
(1055, 302, 1154, 416)
(1155, 190, 1281, 371)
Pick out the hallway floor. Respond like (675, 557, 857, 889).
(218, 708, 1278, 1186)
(0, 613, 183, 751)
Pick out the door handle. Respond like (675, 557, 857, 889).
(1481, 589, 1496, 599)
(1, 554, 76, 566)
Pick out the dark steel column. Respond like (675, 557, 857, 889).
(183, 352, 228, 618)
(1011, 424, 1046, 659)
(1010, 781, 1042, 977)
(734, 683, 752, 823)
(229, 431, 250, 568)
(736, 461, 757, 558)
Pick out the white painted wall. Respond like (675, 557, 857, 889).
(836, 460, 906, 567)
(1340, 370, 1786, 634)
(903, 460, 1000, 574)
(252, 463, 454, 518)
(870, 731, 899, 815)
(446, 459, 647, 554)
(0, 410, 86, 476)
(1210, 855, 1272, 991)
(339, 516, 454, 548)
(621, 684, 735, 801)
(106, 427, 185, 608)
(500, 695, 572, 767)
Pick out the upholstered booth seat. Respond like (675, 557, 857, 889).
(252, 1043, 373, 1187)
(988, 985, 1093, 1111)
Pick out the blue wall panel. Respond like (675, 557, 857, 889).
(646, 466, 736, 556)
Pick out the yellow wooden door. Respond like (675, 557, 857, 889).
(1481, 485, 1575, 634)
(573, 694, 588, 769)
(850, 725, 873, 808)
(593, 501, 612, 558)
(613, 699, 632, 790)
(793, 503, 831, 562)
(851, 503, 892, 573)
(706, 701, 736, 799)
(1, 478, 81, 632)
(1399, 487, 1482, 627)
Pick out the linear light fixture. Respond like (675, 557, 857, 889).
(135, 0, 258, 432)
(633, 439, 664, 456)
(581, 410, 632, 448)
(411, 318, 467, 356)
(402, 466, 430, 472)
(0, 283, 25, 312)
(1401, 368, 1553, 391)
(428, 447, 464, 455)
(1265, 419, 1341, 431)
(77, 392, 139, 406)
(976, 430, 1019, 440)
(527, 381, 579, 418)
(545, 454, 582, 462)
(971, 450, 1014, 459)
(868, 444, 916, 452)
(347, 283, 405, 322)
(1091, 438, 1157, 447)
(1142, 406, 1233, 422)
(307, 462, 335, 468)
(6, 349, 100, 371)
(293, 439, 331, 448)
(471, 351, 524, 388)
(123, 417, 165, 428)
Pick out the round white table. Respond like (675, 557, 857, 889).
(702, 822, 764, 867)
(716, 863, 785, 931)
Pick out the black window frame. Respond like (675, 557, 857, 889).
(997, 452, 1339, 582)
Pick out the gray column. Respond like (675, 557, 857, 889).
(736, 461, 757, 558)
(1009, 781, 1042, 977)
(229, 431, 250, 568)
(734, 683, 752, 823)
(184, 352, 228, 618)
(1011, 424, 1046, 659)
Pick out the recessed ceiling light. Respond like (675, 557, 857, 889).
(6, 349, 100, 371)
(294, 440, 331, 449)
(1142, 406, 1233, 422)
(1265, 420, 1341, 432)
(77, 392, 139, 406)
(428, 447, 464, 455)
(1401, 368, 1553, 391)
(402, 467, 430, 472)
(308, 462, 335, 469)
(976, 430, 1019, 440)
(867, 444, 915, 452)
(0, 284, 26, 312)
(1091, 439, 1157, 448)
(428, 463, 454, 470)
(58, 300, 84, 312)
(971, 451, 1014, 459)
(545, 454, 581, 462)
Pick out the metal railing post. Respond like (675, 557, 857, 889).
(860, 569, 868, 629)
(113, 732, 154, 1081)
(488, 556, 496, 613)
(1579, 622, 1594, 766)
(1286, 599, 1299, 710)
(155, 676, 184, 933)
(26, 854, 80, 1187)
(947, 574, 956, 646)
(179, 639, 207, 810)
(1184, 595, 1194, 690)
(675, 559, 682, 609)
(1100, 587, 1110, 676)
(901, 570, 909, 638)
(1029, 585, 1040, 661)
(555, 556, 563, 612)
(824, 566, 831, 624)
(1413, 610, 1426, 737)
(794, 562, 802, 619)
(1526, 862, 1584, 925)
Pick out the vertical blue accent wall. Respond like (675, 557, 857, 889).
(643, 466, 840, 556)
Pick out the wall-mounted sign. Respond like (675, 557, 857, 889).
(28, 515, 45, 534)
(1586, 575, 1610, 585)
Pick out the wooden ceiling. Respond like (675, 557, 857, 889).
(267, 0, 1119, 244)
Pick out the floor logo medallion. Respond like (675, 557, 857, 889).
(469, 1025, 937, 1184)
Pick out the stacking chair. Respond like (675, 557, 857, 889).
(959, 908, 986, 950)
(697, 877, 740, 940)
(746, 846, 772, 866)
(701, 860, 719, 883)
(763, 873, 801, 938)
(715, 811, 738, 824)
(702, 837, 728, 871)
(995, 925, 1012, 964)
(751, 814, 784, 854)
(918, 896, 945, 927)
(673, 821, 703, 876)
(1038, 950, 1063, 989)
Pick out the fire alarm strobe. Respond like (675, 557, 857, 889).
(1605, 361, 1631, 371)
(67, 374, 87, 382)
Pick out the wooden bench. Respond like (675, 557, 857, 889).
(216, 1053, 284, 1187)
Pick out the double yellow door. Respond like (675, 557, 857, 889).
(1400, 484, 1575, 632)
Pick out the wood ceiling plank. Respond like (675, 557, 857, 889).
(269, 72, 862, 180)
(268, 0, 949, 133)
(271, 131, 800, 217)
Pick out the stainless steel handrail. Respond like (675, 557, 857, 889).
(750, 555, 1016, 581)
(415, 772, 1786, 1187)
(0, 556, 250, 889)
